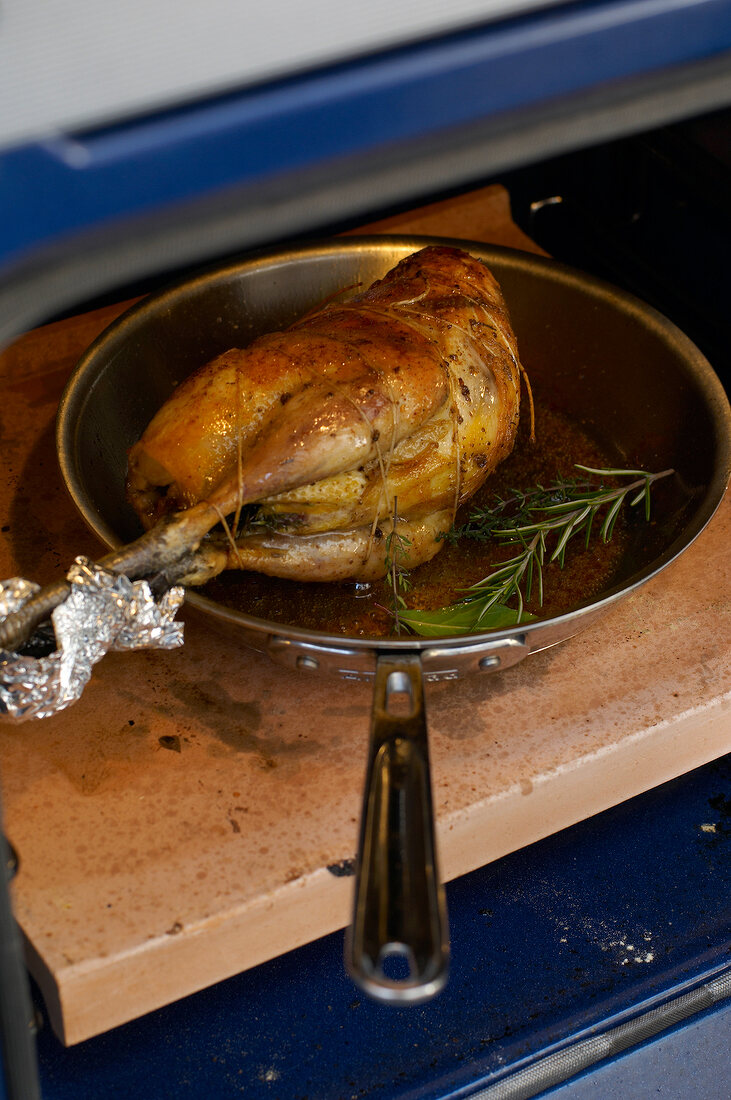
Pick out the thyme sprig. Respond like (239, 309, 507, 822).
(396, 465, 674, 637)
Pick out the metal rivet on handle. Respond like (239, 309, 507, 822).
(296, 654, 319, 671)
(478, 654, 500, 671)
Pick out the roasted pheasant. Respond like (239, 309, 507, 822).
(125, 245, 525, 585)
(0, 245, 528, 654)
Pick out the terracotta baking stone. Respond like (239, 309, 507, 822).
(0, 186, 728, 1045)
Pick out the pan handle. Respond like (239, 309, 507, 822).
(346, 652, 448, 1003)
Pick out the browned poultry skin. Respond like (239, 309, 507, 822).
(128, 315, 449, 519)
(126, 246, 523, 583)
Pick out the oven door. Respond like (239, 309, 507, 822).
(1, 5, 730, 1097)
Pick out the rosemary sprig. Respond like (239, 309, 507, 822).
(396, 465, 674, 637)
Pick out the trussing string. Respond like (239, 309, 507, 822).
(485, 313, 536, 443)
(364, 438, 389, 563)
(219, 331, 387, 533)
(334, 285, 526, 532)
(209, 274, 527, 563)
(394, 295, 533, 484)
(287, 309, 405, 564)
(212, 502, 245, 570)
(344, 299, 476, 525)
(383, 305, 463, 522)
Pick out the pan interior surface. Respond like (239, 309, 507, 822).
(57, 237, 730, 653)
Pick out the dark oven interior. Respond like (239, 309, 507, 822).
(504, 106, 731, 394)
(48, 106, 731, 396)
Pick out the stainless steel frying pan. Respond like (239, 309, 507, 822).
(55, 237, 731, 1003)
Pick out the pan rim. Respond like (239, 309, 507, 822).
(56, 234, 731, 656)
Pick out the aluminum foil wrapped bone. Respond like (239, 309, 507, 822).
(0, 557, 184, 721)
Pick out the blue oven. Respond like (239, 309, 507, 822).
(1, 2, 730, 1096)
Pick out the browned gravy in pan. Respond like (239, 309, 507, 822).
(201, 398, 630, 637)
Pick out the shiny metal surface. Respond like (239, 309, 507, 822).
(347, 654, 448, 1002)
(56, 235, 731, 1002)
(57, 235, 731, 668)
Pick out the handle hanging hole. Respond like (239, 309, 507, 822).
(378, 943, 414, 982)
(385, 670, 414, 717)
